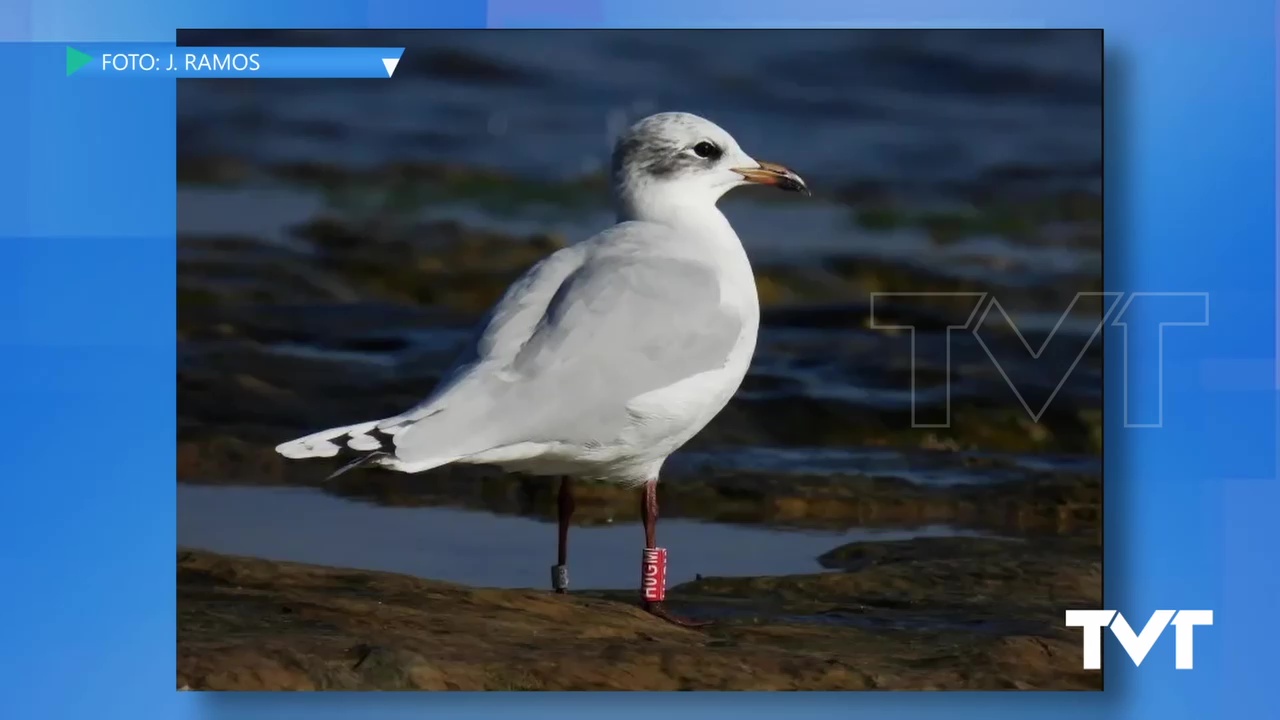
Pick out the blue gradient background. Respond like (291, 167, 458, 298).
(0, 0, 1274, 718)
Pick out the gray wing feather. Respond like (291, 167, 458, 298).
(390, 226, 742, 463)
(375, 244, 584, 429)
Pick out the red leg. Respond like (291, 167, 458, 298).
(640, 480, 709, 628)
(552, 476, 574, 594)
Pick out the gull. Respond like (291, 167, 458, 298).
(276, 112, 809, 626)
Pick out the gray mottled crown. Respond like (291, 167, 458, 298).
(611, 112, 727, 183)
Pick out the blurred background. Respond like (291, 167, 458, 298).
(177, 29, 1102, 591)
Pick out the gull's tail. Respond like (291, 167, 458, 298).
(275, 420, 385, 459)
(274, 419, 461, 478)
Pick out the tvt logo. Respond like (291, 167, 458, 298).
(1066, 610, 1214, 669)
(869, 292, 1209, 427)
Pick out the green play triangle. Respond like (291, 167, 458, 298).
(66, 46, 92, 76)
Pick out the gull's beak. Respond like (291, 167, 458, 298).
(732, 161, 810, 196)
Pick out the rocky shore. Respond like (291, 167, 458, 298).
(178, 534, 1101, 691)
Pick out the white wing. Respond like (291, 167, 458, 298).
(278, 222, 743, 470)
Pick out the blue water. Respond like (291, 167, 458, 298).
(177, 484, 995, 589)
(180, 29, 1101, 193)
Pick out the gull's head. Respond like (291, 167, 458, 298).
(610, 112, 808, 221)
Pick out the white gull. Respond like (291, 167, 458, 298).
(276, 111, 809, 624)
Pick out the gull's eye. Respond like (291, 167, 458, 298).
(692, 141, 722, 160)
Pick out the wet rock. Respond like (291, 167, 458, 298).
(177, 547, 1100, 690)
(180, 301, 470, 346)
(658, 544, 1098, 642)
(177, 155, 255, 186)
(180, 204, 1099, 322)
(292, 218, 565, 311)
(821, 254, 1102, 316)
(178, 223, 560, 337)
(697, 392, 1101, 455)
(844, 183, 1101, 245)
(268, 161, 606, 218)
